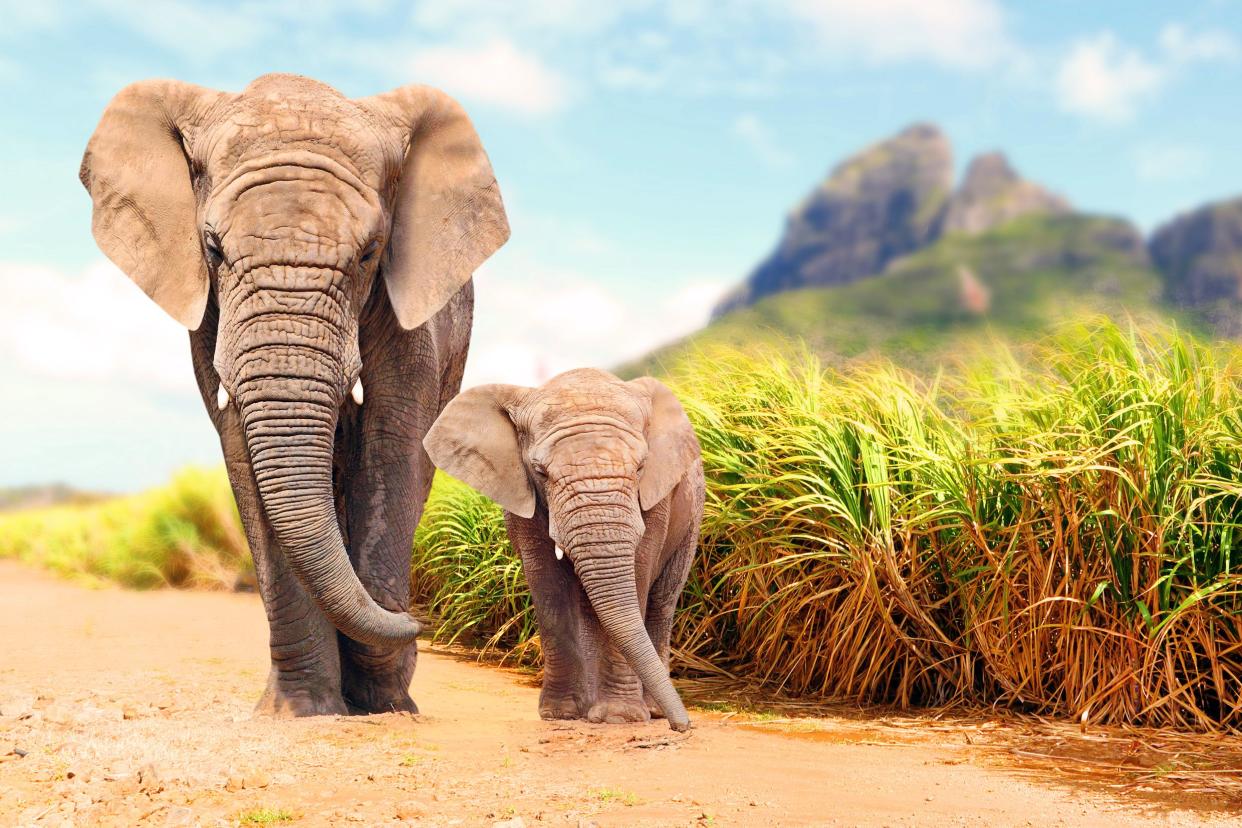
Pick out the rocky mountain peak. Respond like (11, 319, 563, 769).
(942, 152, 1070, 236)
(713, 122, 953, 318)
(1150, 198, 1242, 335)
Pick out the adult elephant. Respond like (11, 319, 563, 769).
(79, 74, 509, 716)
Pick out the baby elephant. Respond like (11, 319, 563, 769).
(424, 369, 703, 732)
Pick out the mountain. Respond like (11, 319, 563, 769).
(942, 152, 1070, 235)
(712, 123, 953, 318)
(623, 213, 1172, 377)
(1150, 197, 1242, 336)
(622, 123, 1241, 377)
(0, 483, 108, 512)
(713, 125, 1079, 319)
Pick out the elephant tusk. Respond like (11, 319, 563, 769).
(555, 545, 564, 561)
(216, 384, 229, 410)
(351, 378, 364, 406)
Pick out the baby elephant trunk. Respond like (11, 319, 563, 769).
(574, 552, 691, 732)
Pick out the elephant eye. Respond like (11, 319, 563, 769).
(359, 239, 381, 267)
(203, 232, 224, 267)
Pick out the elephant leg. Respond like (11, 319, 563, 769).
(336, 439, 426, 714)
(505, 512, 592, 719)
(587, 632, 651, 724)
(248, 512, 347, 718)
(336, 282, 473, 714)
(190, 320, 346, 717)
(642, 527, 696, 719)
(586, 571, 653, 725)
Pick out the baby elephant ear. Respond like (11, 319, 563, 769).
(424, 385, 536, 518)
(630, 377, 701, 510)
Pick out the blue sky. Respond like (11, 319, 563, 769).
(3, 0, 1242, 491)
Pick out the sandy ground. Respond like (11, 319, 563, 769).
(1, 560, 1238, 827)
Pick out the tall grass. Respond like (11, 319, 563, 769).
(410, 475, 539, 663)
(673, 320, 1242, 729)
(5, 319, 1242, 730)
(0, 466, 249, 589)
(413, 319, 1242, 730)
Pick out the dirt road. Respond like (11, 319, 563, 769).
(0, 561, 1236, 827)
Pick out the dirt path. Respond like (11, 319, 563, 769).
(0, 561, 1236, 827)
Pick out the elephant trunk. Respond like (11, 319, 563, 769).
(562, 503, 690, 733)
(230, 305, 420, 648)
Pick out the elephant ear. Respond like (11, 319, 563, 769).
(631, 377, 701, 510)
(424, 384, 535, 518)
(359, 84, 510, 331)
(80, 80, 224, 329)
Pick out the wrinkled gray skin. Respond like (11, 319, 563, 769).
(424, 369, 704, 732)
(80, 74, 509, 715)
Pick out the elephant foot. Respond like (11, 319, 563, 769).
(644, 691, 665, 719)
(342, 668, 419, 715)
(340, 639, 418, 715)
(342, 683, 419, 715)
(539, 690, 585, 721)
(254, 683, 348, 718)
(587, 697, 651, 725)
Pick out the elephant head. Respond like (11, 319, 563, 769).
(80, 74, 509, 647)
(423, 369, 700, 731)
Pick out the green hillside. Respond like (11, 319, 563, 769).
(624, 214, 1198, 376)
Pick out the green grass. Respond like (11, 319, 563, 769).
(0, 466, 249, 590)
(6, 317, 1242, 731)
(236, 807, 296, 825)
(409, 475, 539, 663)
(593, 787, 641, 806)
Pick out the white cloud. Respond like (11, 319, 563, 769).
(1055, 24, 1239, 124)
(1055, 32, 1164, 123)
(0, 260, 195, 393)
(467, 258, 726, 387)
(784, 0, 1016, 71)
(0, 258, 223, 491)
(408, 38, 570, 115)
(1159, 23, 1240, 64)
(1132, 143, 1208, 182)
(732, 113, 793, 168)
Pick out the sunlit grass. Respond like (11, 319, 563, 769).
(0, 466, 249, 589)
(670, 319, 1242, 730)
(410, 475, 540, 664)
